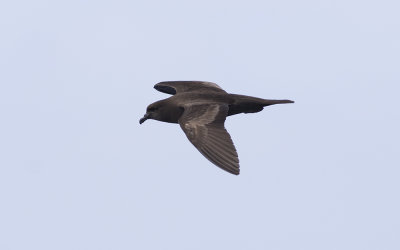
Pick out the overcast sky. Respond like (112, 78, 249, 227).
(1, 0, 399, 249)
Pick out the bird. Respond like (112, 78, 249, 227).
(139, 81, 294, 175)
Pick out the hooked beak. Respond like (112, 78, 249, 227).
(139, 113, 150, 124)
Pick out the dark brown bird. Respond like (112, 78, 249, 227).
(139, 81, 294, 175)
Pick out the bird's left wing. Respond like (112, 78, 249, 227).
(154, 81, 227, 95)
(178, 103, 240, 175)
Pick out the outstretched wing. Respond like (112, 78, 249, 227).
(178, 103, 240, 175)
(154, 81, 227, 95)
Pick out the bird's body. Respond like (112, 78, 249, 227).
(140, 81, 294, 175)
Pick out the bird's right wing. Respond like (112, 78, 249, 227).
(154, 81, 227, 95)
(178, 103, 240, 175)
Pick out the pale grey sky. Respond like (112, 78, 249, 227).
(1, 0, 399, 249)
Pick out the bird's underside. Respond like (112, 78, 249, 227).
(140, 81, 294, 175)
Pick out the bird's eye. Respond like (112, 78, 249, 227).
(148, 107, 157, 112)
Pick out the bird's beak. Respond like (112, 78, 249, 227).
(139, 113, 150, 124)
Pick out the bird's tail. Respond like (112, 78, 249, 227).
(261, 99, 294, 106)
(227, 94, 294, 116)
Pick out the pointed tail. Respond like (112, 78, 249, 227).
(227, 94, 294, 116)
(262, 99, 294, 106)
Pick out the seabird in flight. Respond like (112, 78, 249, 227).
(139, 81, 294, 175)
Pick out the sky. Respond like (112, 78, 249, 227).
(0, 0, 399, 249)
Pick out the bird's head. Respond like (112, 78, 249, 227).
(139, 100, 167, 124)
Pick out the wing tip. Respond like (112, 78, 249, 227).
(154, 83, 177, 95)
(231, 169, 240, 175)
(217, 164, 240, 175)
(154, 81, 226, 95)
